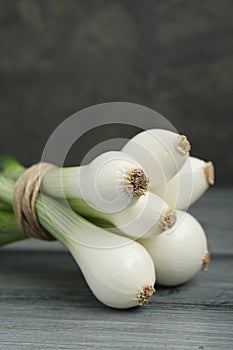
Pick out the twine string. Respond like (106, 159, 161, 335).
(12, 163, 57, 241)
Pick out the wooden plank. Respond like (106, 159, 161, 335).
(0, 189, 232, 348)
(0, 251, 232, 306)
(0, 251, 232, 350)
(189, 188, 233, 255)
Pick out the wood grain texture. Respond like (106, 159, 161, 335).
(0, 189, 232, 349)
(0, 252, 232, 350)
(189, 188, 233, 255)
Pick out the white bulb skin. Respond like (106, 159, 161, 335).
(36, 195, 156, 309)
(152, 157, 215, 210)
(69, 239, 156, 309)
(122, 129, 190, 188)
(139, 211, 210, 287)
(42, 151, 149, 213)
(69, 192, 177, 239)
(6, 178, 154, 308)
(107, 192, 177, 239)
(83, 151, 148, 212)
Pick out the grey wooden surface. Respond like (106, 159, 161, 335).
(0, 188, 233, 349)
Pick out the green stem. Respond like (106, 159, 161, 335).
(0, 175, 119, 249)
(0, 177, 14, 204)
(0, 211, 21, 233)
(0, 155, 85, 199)
(0, 157, 115, 229)
(0, 202, 12, 211)
(0, 232, 26, 247)
(0, 155, 25, 180)
(68, 198, 114, 226)
(0, 210, 26, 246)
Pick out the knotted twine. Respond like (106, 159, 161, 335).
(12, 163, 57, 241)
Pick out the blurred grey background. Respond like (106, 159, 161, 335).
(0, 0, 232, 185)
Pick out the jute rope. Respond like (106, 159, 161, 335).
(12, 163, 57, 241)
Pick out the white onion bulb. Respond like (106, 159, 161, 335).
(152, 157, 214, 210)
(122, 129, 190, 188)
(36, 195, 156, 309)
(139, 211, 210, 286)
(69, 241, 156, 309)
(42, 151, 149, 213)
(107, 192, 177, 239)
(69, 192, 177, 239)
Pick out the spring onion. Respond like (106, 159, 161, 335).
(69, 192, 177, 239)
(0, 175, 155, 309)
(153, 156, 215, 210)
(139, 211, 210, 286)
(0, 152, 149, 213)
(122, 129, 191, 187)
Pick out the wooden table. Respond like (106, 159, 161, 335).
(0, 189, 232, 349)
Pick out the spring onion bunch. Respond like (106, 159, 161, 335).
(0, 128, 214, 308)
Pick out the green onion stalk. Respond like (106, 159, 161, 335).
(0, 155, 116, 229)
(0, 172, 156, 308)
(0, 210, 26, 246)
(0, 152, 150, 216)
(0, 155, 176, 240)
(0, 155, 115, 237)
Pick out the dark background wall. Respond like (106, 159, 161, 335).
(0, 0, 232, 185)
